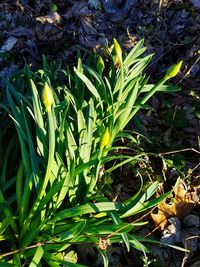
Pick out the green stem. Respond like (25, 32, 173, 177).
(20, 111, 55, 245)
(16, 161, 23, 212)
(131, 78, 165, 118)
(0, 190, 18, 234)
(38, 111, 55, 195)
(85, 150, 103, 202)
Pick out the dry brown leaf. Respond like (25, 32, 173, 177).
(151, 179, 199, 230)
(98, 237, 111, 250)
(151, 213, 168, 230)
(36, 12, 62, 25)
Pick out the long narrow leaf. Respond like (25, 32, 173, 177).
(29, 247, 44, 267)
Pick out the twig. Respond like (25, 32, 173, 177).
(159, 148, 200, 156)
(0, 240, 94, 258)
(177, 55, 200, 85)
(0, 242, 45, 258)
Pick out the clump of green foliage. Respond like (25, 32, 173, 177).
(0, 39, 183, 266)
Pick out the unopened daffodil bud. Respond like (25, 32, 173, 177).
(42, 82, 54, 113)
(93, 212, 107, 218)
(164, 61, 183, 81)
(97, 56, 105, 76)
(113, 38, 122, 65)
(100, 128, 110, 150)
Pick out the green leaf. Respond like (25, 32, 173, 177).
(113, 79, 139, 137)
(29, 246, 44, 267)
(29, 79, 47, 157)
(55, 220, 86, 242)
(0, 216, 14, 235)
(109, 211, 130, 251)
(97, 249, 109, 267)
(0, 190, 18, 234)
(16, 161, 23, 212)
(43, 252, 87, 267)
(85, 223, 133, 235)
(74, 69, 101, 100)
(128, 234, 189, 252)
(77, 109, 88, 162)
(129, 237, 150, 253)
(123, 39, 145, 68)
(53, 202, 119, 221)
(51, 4, 58, 12)
(142, 84, 180, 93)
(83, 65, 107, 99)
(121, 182, 159, 218)
(0, 263, 18, 267)
(196, 109, 200, 119)
(54, 154, 72, 209)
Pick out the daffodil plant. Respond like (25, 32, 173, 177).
(0, 39, 185, 266)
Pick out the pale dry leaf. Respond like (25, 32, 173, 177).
(151, 179, 198, 230)
(151, 212, 168, 231)
(161, 217, 182, 244)
(36, 12, 62, 25)
(1, 37, 17, 52)
(98, 237, 111, 250)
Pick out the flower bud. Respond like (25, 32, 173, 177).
(164, 61, 183, 81)
(97, 56, 105, 76)
(113, 38, 122, 65)
(42, 82, 54, 112)
(100, 128, 110, 150)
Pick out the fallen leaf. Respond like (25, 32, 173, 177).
(1, 37, 17, 52)
(160, 217, 182, 244)
(88, 0, 102, 10)
(98, 237, 111, 250)
(36, 12, 62, 25)
(190, 0, 200, 10)
(151, 179, 199, 230)
(8, 26, 34, 39)
(151, 212, 168, 232)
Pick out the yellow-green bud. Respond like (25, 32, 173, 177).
(113, 38, 122, 65)
(93, 212, 107, 218)
(164, 60, 183, 81)
(100, 128, 110, 150)
(97, 56, 105, 76)
(42, 82, 54, 112)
